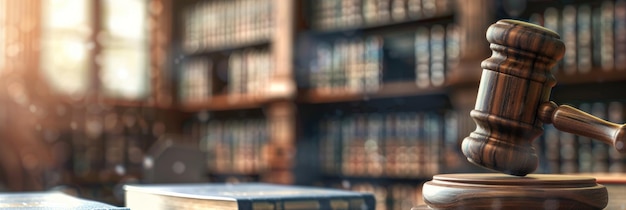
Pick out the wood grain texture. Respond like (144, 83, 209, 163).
(462, 19, 565, 176)
(463, 19, 626, 176)
(538, 102, 626, 153)
(422, 173, 608, 210)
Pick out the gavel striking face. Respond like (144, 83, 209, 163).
(462, 19, 626, 176)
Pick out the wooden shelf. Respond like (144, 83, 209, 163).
(55, 94, 170, 109)
(183, 40, 271, 57)
(566, 173, 626, 184)
(179, 94, 270, 112)
(297, 81, 447, 104)
(554, 68, 626, 85)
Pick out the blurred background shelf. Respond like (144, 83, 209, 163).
(179, 94, 271, 111)
(1, 0, 625, 209)
(298, 81, 447, 104)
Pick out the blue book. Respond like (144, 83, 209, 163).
(0, 191, 128, 209)
(124, 183, 376, 210)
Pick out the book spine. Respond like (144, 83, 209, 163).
(366, 113, 384, 176)
(415, 26, 430, 88)
(362, 0, 377, 26)
(180, 59, 212, 104)
(600, 1, 615, 71)
(422, 0, 436, 17)
(398, 113, 412, 177)
(445, 24, 460, 72)
(407, 0, 422, 19)
(342, 117, 356, 175)
(562, 5, 577, 75)
(430, 25, 445, 87)
(443, 110, 459, 170)
(354, 114, 366, 176)
(559, 131, 578, 173)
(544, 124, 560, 173)
(425, 112, 442, 176)
(391, 0, 407, 21)
(346, 39, 359, 92)
(408, 112, 421, 177)
(229, 52, 242, 97)
(616, 0, 626, 71)
(376, 0, 391, 24)
(543, 7, 561, 72)
(331, 39, 344, 91)
(353, 38, 365, 93)
(577, 4, 592, 74)
(319, 43, 333, 93)
(384, 113, 398, 177)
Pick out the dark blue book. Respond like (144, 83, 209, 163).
(0, 191, 128, 209)
(125, 183, 376, 210)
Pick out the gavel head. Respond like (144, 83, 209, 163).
(462, 19, 566, 176)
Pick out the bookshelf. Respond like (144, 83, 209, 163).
(291, 0, 626, 209)
(2, 0, 626, 209)
(172, 0, 296, 185)
(174, 0, 482, 208)
(514, 0, 626, 179)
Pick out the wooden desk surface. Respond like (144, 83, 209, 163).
(412, 183, 626, 209)
(605, 184, 626, 210)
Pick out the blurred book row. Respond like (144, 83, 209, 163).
(304, 23, 459, 93)
(192, 119, 270, 175)
(528, 0, 626, 74)
(318, 111, 458, 178)
(313, 0, 454, 31)
(179, 49, 274, 104)
(182, 0, 273, 53)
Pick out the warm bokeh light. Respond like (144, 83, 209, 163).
(100, 49, 148, 99)
(0, 0, 5, 73)
(104, 0, 146, 40)
(39, 0, 149, 99)
(100, 0, 149, 99)
(40, 0, 92, 96)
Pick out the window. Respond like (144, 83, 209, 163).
(40, 0, 149, 100)
(100, 0, 149, 99)
(41, 0, 92, 96)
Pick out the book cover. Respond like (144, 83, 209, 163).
(0, 191, 128, 210)
(125, 183, 376, 210)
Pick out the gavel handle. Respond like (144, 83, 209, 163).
(538, 101, 626, 153)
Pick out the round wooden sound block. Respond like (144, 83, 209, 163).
(422, 173, 608, 210)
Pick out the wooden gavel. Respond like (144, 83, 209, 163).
(462, 19, 626, 176)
